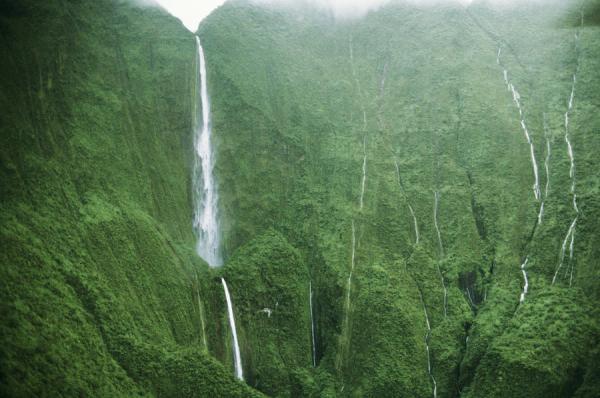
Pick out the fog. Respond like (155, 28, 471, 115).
(149, 0, 571, 31)
(250, 0, 564, 19)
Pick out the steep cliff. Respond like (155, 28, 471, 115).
(1, 0, 599, 397)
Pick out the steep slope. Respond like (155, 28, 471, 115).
(0, 0, 261, 396)
(197, 0, 600, 396)
(1, 0, 599, 397)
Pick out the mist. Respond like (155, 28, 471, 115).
(252, 0, 570, 19)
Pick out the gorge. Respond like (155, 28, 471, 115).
(1, 0, 599, 397)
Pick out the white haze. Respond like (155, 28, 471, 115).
(150, 0, 564, 28)
(252, 0, 475, 19)
(251, 0, 564, 19)
(153, 0, 227, 31)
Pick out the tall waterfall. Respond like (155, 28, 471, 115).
(498, 47, 541, 201)
(552, 10, 584, 286)
(193, 36, 222, 267)
(221, 278, 243, 380)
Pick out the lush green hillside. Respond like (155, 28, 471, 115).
(0, 0, 261, 396)
(1, 0, 599, 397)
(199, 0, 600, 396)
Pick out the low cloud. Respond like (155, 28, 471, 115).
(251, 0, 565, 19)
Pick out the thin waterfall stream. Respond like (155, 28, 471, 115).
(418, 289, 437, 398)
(497, 45, 539, 302)
(309, 281, 317, 367)
(221, 278, 243, 380)
(553, 9, 584, 286)
(498, 46, 541, 202)
(394, 160, 420, 244)
(433, 191, 448, 316)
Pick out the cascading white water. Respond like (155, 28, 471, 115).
(344, 221, 357, 319)
(349, 36, 368, 212)
(193, 36, 222, 267)
(309, 281, 317, 367)
(337, 221, 357, 371)
(394, 160, 420, 244)
(519, 257, 529, 303)
(499, 48, 541, 201)
(538, 115, 552, 224)
(433, 191, 444, 257)
(553, 11, 583, 286)
(511, 84, 541, 200)
(433, 191, 448, 317)
(221, 278, 243, 380)
(418, 290, 437, 398)
(360, 134, 367, 210)
(553, 217, 577, 285)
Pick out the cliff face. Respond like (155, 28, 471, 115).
(199, 1, 600, 396)
(0, 1, 260, 396)
(1, 0, 599, 397)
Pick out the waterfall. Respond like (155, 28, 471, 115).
(360, 134, 367, 210)
(553, 218, 577, 285)
(394, 160, 420, 244)
(418, 290, 437, 398)
(221, 278, 243, 380)
(433, 191, 444, 257)
(337, 220, 357, 370)
(498, 48, 541, 201)
(193, 36, 222, 267)
(309, 281, 317, 367)
(344, 222, 357, 323)
(349, 36, 368, 211)
(519, 258, 529, 303)
(433, 191, 448, 317)
(553, 11, 583, 286)
(538, 115, 552, 224)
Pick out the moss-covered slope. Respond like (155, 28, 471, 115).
(1, 0, 599, 397)
(0, 0, 261, 396)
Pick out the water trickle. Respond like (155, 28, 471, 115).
(345, 221, 357, 317)
(554, 13, 583, 286)
(499, 48, 541, 201)
(360, 134, 367, 210)
(196, 289, 208, 349)
(519, 258, 529, 303)
(552, 218, 577, 285)
(337, 221, 357, 370)
(433, 191, 444, 257)
(221, 278, 243, 380)
(538, 116, 552, 224)
(309, 281, 317, 367)
(418, 290, 437, 398)
(394, 160, 420, 244)
(193, 36, 222, 267)
(433, 191, 448, 317)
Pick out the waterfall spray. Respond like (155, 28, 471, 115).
(193, 36, 222, 267)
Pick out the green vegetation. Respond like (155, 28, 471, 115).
(1, 0, 599, 397)
(0, 0, 260, 396)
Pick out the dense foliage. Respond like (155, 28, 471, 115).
(1, 0, 599, 397)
